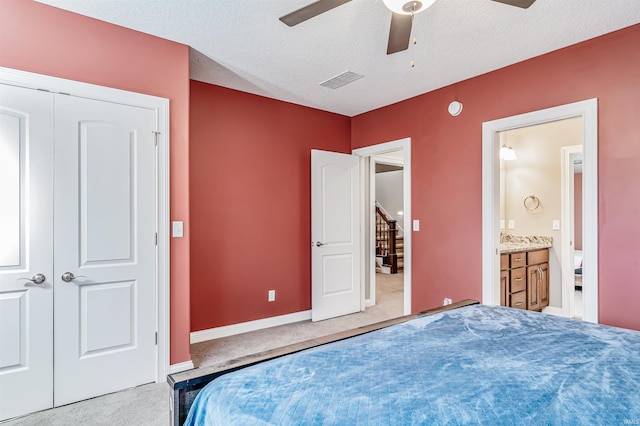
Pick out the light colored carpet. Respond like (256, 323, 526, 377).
(1, 382, 169, 426)
(1, 273, 402, 425)
(192, 272, 404, 367)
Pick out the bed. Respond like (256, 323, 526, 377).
(169, 300, 640, 425)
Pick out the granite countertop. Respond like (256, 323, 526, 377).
(500, 233, 553, 253)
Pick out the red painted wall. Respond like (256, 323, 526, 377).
(0, 0, 192, 364)
(189, 81, 351, 330)
(352, 24, 640, 331)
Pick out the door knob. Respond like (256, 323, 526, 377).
(315, 241, 326, 247)
(61, 272, 76, 282)
(19, 273, 46, 285)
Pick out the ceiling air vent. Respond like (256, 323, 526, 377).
(320, 71, 364, 89)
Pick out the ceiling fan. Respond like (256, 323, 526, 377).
(279, 0, 537, 55)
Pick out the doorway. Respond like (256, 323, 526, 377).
(482, 99, 598, 323)
(561, 145, 584, 319)
(372, 151, 404, 317)
(353, 138, 412, 316)
(498, 118, 582, 318)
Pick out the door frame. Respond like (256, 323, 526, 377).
(368, 152, 404, 307)
(0, 66, 171, 380)
(561, 144, 583, 319)
(481, 99, 598, 323)
(353, 138, 411, 316)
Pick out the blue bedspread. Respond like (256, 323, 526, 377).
(185, 305, 640, 425)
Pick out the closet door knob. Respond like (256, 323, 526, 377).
(19, 273, 46, 285)
(61, 272, 75, 282)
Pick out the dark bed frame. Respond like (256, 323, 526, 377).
(168, 299, 479, 425)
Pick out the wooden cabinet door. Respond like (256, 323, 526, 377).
(527, 265, 540, 310)
(500, 270, 508, 306)
(500, 254, 509, 270)
(539, 263, 549, 308)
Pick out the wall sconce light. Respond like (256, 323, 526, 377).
(500, 145, 517, 161)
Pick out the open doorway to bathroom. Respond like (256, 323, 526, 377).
(482, 99, 598, 323)
(498, 118, 583, 318)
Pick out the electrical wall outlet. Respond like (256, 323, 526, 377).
(443, 298, 452, 306)
(508, 220, 515, 230)
(268, 290, 276, 302)
(552, 220, 561, 230)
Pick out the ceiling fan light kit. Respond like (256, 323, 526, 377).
(279, 0, 536, 58)
(383, 0, 436, 15)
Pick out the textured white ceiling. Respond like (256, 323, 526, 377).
(36, 0, 640, 116)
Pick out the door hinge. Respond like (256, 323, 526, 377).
(155, 232, 158, 246)
(152, 130, 160, 146)
(155, 332, 158, 345)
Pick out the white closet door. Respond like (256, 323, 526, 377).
(53, 94, 157, 405)
(0, 85, 54, 420)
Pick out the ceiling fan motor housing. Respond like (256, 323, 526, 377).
(403, 1, 423, 13)
(383, 0, 436, 15)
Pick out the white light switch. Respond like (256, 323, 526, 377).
(552, 220, 561, 230)
(172, 221, 184, 238)
(508, 220, 515, 230)
(413, 220, 420, 231)
(500, 219, 505, 229)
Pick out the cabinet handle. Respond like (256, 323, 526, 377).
(514, 257, 523, 261)
(514, 277, 523, 281)
(515, 302, 524, 306)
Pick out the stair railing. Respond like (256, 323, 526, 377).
(375, 203, 398, 274)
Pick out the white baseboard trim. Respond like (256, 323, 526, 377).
(190, 310, 312, 344)
(542, 306, 565, 318)
(168, 360, 194, 375)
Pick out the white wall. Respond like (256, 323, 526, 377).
(500, 117, 582, 308)
(376, 169, 404, 233)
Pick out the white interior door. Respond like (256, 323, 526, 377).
(0, 85, 54, 420)
(311, 149, 361, 322)
(53, 95, 157, 405)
